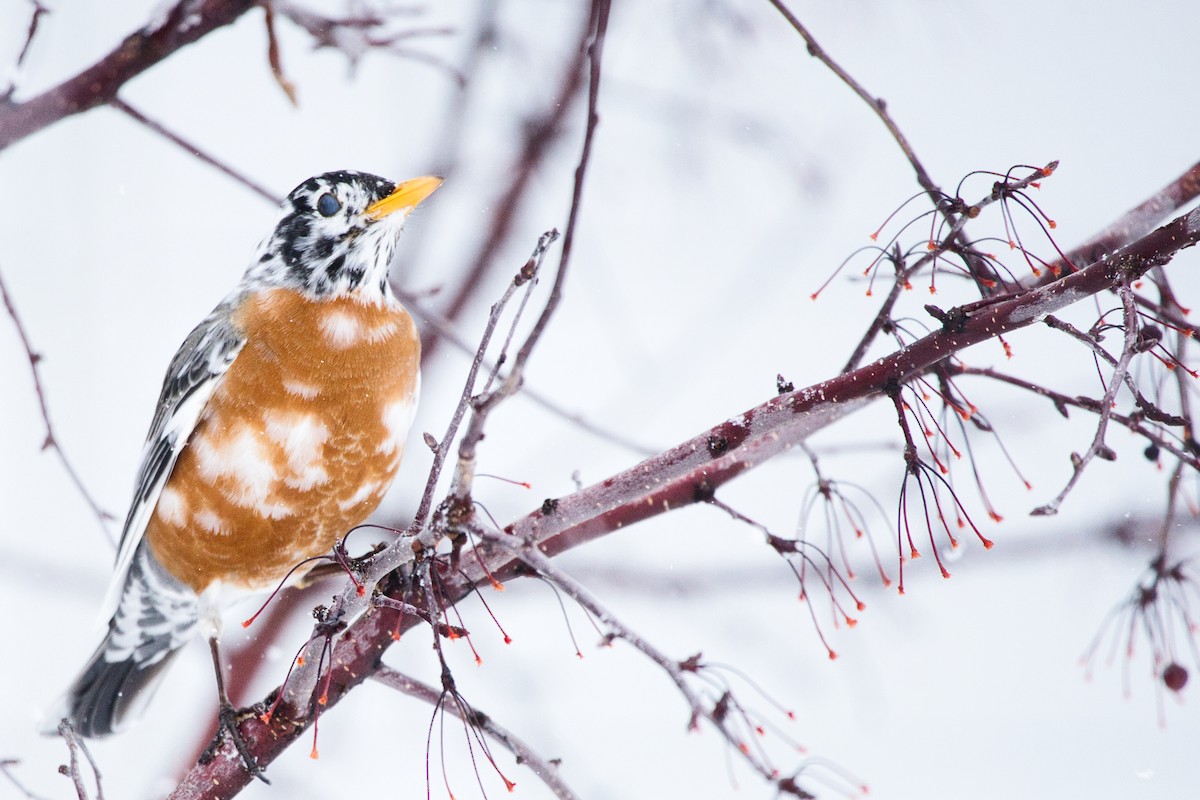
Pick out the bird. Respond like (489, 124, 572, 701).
(44, 170, 442, 748)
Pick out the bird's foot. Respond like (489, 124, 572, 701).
(199, 703, 270, 784)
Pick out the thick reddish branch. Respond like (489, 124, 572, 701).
(167, 201, 1200, 800)
(1051, 161, 1200, 273)
(0, 0, 255, 152)
(525, 206, 1200, 559)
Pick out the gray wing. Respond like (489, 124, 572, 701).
(100, 293, 247, 620)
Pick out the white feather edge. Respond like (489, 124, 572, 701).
(96, 378, 223, 628)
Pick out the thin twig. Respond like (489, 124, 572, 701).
(1, 0, 49, 101)
(274, 230, 557, 718)
(56, 721, 104, 800)
(957, 365, 1198, 471)
(259, 0, 298, 105)
(274, 2, 463, 84)
(1034, 278, 1142, 515)
(0, 0, 257, 152)
(766, 0, 942, 206)
(1158, 461, 1186, 553)
(396, 288, 657, 455)
(1042, 314, 1180, 426)
(469, 520, 809, 795)
(0, 760, 50, 800)
(109, 99, 279, 204)
(0, 264, 115, 543)
(422, 2, 596, 360)
(371, 665, 580, 800)
(839, 163, 1056, 373)
(512, 0, 609, 371)
(0, 0, 461, 153)
(423, 230, 559, 527)
(449, 0, 609, 504)
(765, 5, 1073, 375)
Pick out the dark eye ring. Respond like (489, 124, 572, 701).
(316, 193, 341, 217)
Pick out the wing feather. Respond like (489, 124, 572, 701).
(99, 294, 247, 621)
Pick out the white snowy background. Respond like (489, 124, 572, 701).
(2, 1, 1199, 799)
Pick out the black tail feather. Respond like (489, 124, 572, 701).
(46, 639, 182, 738)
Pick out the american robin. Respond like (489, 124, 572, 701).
(44, 170, 442, 742)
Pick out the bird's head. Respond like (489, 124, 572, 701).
(247, 170, 442, 301)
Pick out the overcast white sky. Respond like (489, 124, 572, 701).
(2, 1, 1200, 798)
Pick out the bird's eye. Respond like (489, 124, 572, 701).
(316, 193, 341, 217)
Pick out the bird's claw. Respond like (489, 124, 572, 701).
(198, 703, 270, 784)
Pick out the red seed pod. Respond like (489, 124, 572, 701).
(1162, 662, 1188, 692)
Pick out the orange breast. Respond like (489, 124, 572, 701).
(143, 288, 420, 594)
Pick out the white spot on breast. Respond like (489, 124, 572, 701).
(378, 394, 418, 455)
(264, 409, 332, 490)
(320, 310, 363, 349)
(195, 425, 278, 509)
(338, 479, 385, 511)
(284, 467, 328, 491)
(155, 486, 188, 526)
(365, 318, 400, 344)
(253, 498, 296, 519)
(283, 379, 321, 399)
(195, 507, 230, 535)
(264, 410, 329, 468)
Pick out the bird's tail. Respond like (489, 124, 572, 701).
(42, 638, 185, 737)
(43, 546, 198, 737)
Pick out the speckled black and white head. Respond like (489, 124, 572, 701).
(245, 170, 442, 301)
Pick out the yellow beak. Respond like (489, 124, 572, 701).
(365, 175, 444, 220)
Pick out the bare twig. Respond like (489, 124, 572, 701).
(449, 231, 560, 505)
(0, 264, 114, 542)
(275, 1, 463, 84)
(260, 1, 298, 105)
(109, 99, 279, 204)
(765, 0, 942, 207)
(1042, 313, 1182, 426)
(839, 163, 1056, 373)
(957, 365, 1199, 471)
(766, 7, 1087, 376)
(371, 665, 580, 800)
(1, 0, 49, 101)
(469, 520, 814, 796)
(422, 3, 597, 359)
(56, 721, 104, 800)
(515, 0, 608, 369)
(422, 230, 560, 528)
(1033, 279, 1142, 515)
(0, 0, 256, 152)
(0, 759, 50, 800)
(0, 0, 458, 153)
(396, 289, 657, 455)
(450, 0, 610, 503)
(1159, 461, 1186, 553)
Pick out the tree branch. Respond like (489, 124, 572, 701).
(0, 0, 256, 152)
(165, 190, 1200, 800)
(108, 98, 279, 204)
(0, 263, 114, 542)
(421, 2, 597, 359)
(370, 666, 580, 800)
